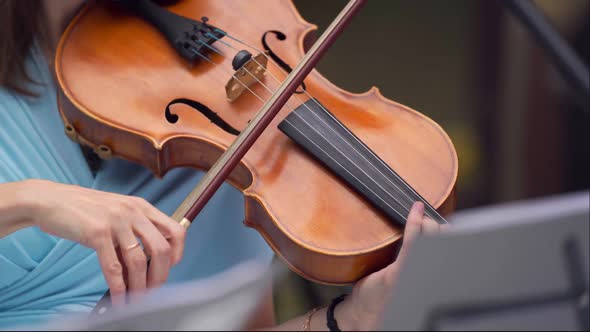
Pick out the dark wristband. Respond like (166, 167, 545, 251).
(327, 294, 347, 331)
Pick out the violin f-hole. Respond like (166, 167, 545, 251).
(262, 30, 306, 94)
(165, 98, 240, 136)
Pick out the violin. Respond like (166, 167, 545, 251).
(55, 0, 457, 309)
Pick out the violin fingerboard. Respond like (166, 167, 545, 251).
(278, 99, 446, 226)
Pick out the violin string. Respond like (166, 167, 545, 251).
(196, 39, 225, 57)
(199, 35, 416, 219)
(191, 41, 414, 219)
(195, 40, 412, 219)
(232, 62, 412, 219)
(239, 65, 414, 217)
(281, 118, 408, 222)
(203, 32, 428, 220)
(241, 67, 300, 110)
(242, 57, 433, 220)
(223, 32, 446, 223)
(186, 49, 408, 217)
(208, 31, 439, 221)
(199, 31, 445, 222)
(191, 42, 411, 219)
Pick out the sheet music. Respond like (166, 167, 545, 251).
(380, 190, 589, 331)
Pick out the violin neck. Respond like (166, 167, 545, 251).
(278, 99, 447, 226)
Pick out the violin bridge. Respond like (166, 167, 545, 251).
(225, 52, 268, 102)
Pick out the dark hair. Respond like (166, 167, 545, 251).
(0, 0, 48, 96)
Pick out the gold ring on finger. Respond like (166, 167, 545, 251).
(126, 242, 141, 251)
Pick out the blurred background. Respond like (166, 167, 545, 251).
(272, 0, 589, 324)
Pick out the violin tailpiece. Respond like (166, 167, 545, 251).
(115, 0, 225, 63)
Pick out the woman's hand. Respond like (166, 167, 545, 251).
(336, 201, 446, 331)
(14, 179, 186, 306)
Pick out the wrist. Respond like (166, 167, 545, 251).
(17, 179, 56, 228)
(0, 180, 40, 234)
(333, 295, 360, 331)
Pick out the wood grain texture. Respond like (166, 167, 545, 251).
(56, 0, 458, 284)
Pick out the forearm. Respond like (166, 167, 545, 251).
(0, 180, 35, 237)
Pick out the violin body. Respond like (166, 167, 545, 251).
(56, 0, 457, 284)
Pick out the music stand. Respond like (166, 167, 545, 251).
(29, 260, 273, 331)
(380, 191, 589, 331)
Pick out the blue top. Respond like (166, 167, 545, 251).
(0, 43, 273, 329)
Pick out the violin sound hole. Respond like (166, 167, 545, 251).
(164, 98, 240, 136)
(262, 31, 306, 93)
